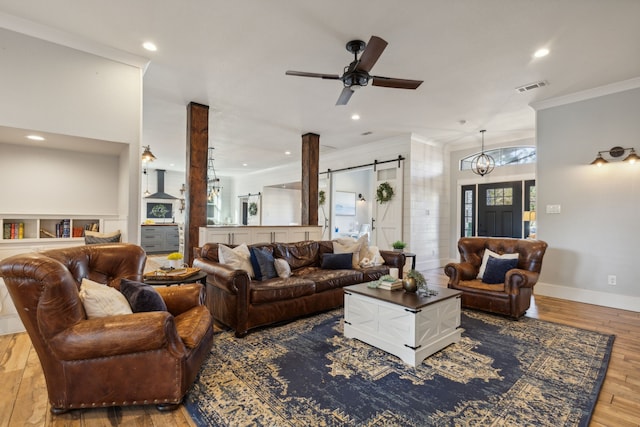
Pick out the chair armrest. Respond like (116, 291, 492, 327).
(50, 311, 186, 361)
(444, 261, 477, 285)
(156, 283, 204, 315)
(505, 269, 540, 294)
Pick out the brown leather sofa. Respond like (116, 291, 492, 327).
(0, 243, 214, 414)
(444, 237, 548, 319)
(193, 240, 405, 337)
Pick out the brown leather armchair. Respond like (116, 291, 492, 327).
(444, 237, 548, 319)
(0, 243, 214, 414)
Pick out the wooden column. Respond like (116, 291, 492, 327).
(301, 133, 319, 226)
(185, 102, 209, 265)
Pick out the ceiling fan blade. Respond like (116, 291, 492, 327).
(286, 70, 341, 80)
(357, 36, 388, 72)
(336, 87, 354, 105)
(372, 76, 423, 89)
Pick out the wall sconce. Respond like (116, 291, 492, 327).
(358, 193, 366, 202)
(591, 146, 639, 166)
(178, 198, 185, 213)
(141, 145, 157, 163)
(179, 183, 186, 195)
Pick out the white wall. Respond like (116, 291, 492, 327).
(408, 136, 449, 270)
(0, 28, 143, 241)
(534, 84, 640, 311)
(261, 187, 301, 225)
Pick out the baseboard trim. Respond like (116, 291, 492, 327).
(535, 282, 640, 313)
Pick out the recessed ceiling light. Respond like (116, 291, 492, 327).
(351, 114, 360, 121)
(242, 163, 248, 167)
(26, 135, 45, 141)
(143, 42, 157, 52)
(533, 48, 549, 58)
(285, 151, 291, 155)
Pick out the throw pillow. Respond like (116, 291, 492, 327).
(482, 256, 519, 284)
(332, 240, 362, 269)
(249, 247, 278, 281)
(120, 278, 168, 312)
(218, 243, 255, 278)
(274, 258, 291, 278)
(79, 278, 132, 318)
(321, 253, 353, 270)
(477, 249, 519, 279)
(84, 230, 122, 245)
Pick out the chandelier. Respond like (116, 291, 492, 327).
(471, 129, 495, 177)
(207, 147, 222, 201)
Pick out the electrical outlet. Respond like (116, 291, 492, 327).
(607, 275, 617, 286)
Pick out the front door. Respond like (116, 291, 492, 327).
(477, 181, 522, 237)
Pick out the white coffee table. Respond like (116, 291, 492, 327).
(343, 283, 462, 367)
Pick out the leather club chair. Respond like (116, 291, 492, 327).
(0, 243, 214, 414)
(444, 237, 548, 319)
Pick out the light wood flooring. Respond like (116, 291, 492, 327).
(1, 269, 638, 427)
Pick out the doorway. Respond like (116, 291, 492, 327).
(461, 180, 529, 238)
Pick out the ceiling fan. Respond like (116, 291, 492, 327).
(286, 36, 423, 105)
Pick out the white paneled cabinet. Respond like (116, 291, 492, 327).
(199, 226, 322, 246)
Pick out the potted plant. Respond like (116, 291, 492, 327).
(403, 269, 426, 293)
(392, 240, 407, 252)
(167, 252, 184, 269)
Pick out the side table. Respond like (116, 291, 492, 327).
(143, 270, 208, 287)
(403, 252, 416, 270)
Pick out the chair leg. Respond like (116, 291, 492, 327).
(50, 406, 69, 415)
(156, 402, 180, 412)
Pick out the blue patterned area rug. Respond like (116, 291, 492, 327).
(185, 308, 613, 427)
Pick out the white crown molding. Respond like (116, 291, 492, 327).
(0, 11, 150, 71)
(530, 76, 640, 111)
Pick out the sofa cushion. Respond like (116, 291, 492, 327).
(249, 247, 278, 281)
(358, 265, 389, 282)
(482, 256, 519, 284)
(79, 278, 133, 318)
(478, 249, 519, 279)
(332, 240, 362, 268)
(219, 243, 255, 278)
(84, 230, 122, 245)
(249, 277, 316, 304)
(274, 258, 291, 278)
(120, 278, 168, 312)
(301, 268, 364, 293)
(321, 253, 353, 269)
(274, 241, 320, 270)
(455, 280, 506, 293)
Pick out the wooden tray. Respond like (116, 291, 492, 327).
(143, 267, 201, 281)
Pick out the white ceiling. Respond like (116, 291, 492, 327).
(2, 0, 640, 175)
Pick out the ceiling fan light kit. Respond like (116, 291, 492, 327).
(286, 35, 423, 105)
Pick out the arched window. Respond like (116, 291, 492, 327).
(460, 146, 536, 171)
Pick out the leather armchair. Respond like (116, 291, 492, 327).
(0, 243, 214, 414)
(444, 237, 548, 319)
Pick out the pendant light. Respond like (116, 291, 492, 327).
(471, 129, 495, 177)
(141, 145, 157, 163)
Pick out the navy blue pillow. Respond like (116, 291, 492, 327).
(249, 247, 277, 281)
(120, 279, 168, 312)
(482, 256, 519, 284)
(321, 253, 353, 270)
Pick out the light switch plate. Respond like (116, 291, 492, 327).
(546, 204, 561, 214)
